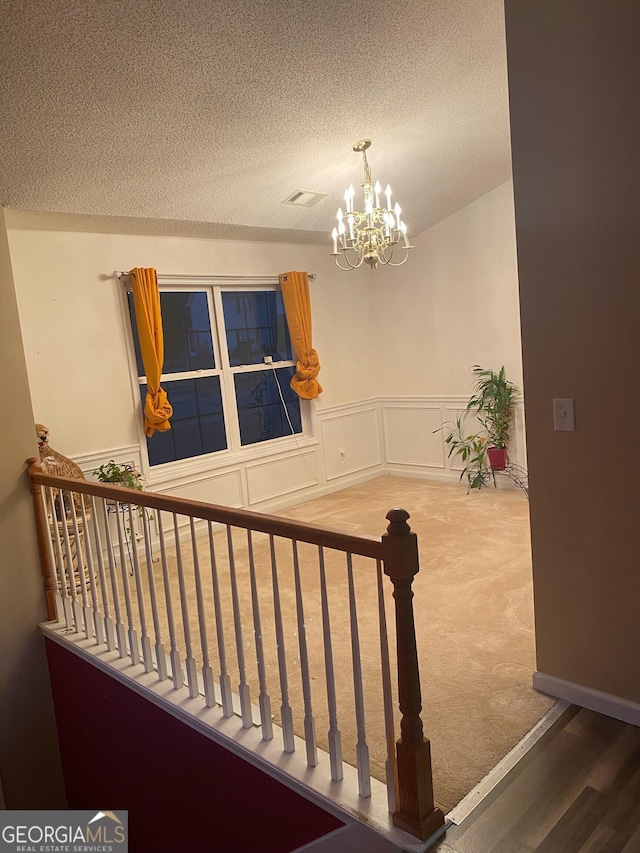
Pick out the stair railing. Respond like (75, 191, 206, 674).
(27, 457, 443, 841)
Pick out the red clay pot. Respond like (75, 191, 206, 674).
(487, 447, 508, 471)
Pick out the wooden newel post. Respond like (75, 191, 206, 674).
(382, 508, 444, 841)
(26, 457, 57, 621)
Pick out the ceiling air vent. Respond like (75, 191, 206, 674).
(282, 190, 327, 208)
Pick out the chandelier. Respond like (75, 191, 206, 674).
(331, 139, 413, 270)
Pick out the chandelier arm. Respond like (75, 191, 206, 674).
(377, 243, 394, 265)
(334, 257, 357, 271)
(385, 249, 412, 267)
(332, 248, 364, 270)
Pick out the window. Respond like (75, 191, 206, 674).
(127, 284, 303, 467)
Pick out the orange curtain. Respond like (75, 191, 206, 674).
(279, 271, 322, 399)
(129, 267, 173, 437)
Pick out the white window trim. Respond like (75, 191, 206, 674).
(120, 276, 316, 482)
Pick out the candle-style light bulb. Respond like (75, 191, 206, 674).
(394, 202, 401, 230)
(385, 184, 392, 210)
(400, 221, 410, 247)
(374, 180, 381, 208)
(338, 220, 346, 235)
(337, 207, 344, 224)
(348, 184, 355, 213)
(331, 227, 338, 253)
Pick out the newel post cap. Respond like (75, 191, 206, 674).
(385, 507, 411, 535)
(382, 508, 419, 581)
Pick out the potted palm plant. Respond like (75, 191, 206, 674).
(436, 365, 518, 487)
(438, 416, 490, 489)
(468, 365, 517, 471)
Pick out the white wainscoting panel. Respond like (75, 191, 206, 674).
(382, 404, 445, 468)
(246, 451, 320, 505)
(509, 405, 527, 470)
(379, 396, 526, 484)
(319, 406, 381, 481)
(75, 445, 143, 480)
(163, 468, 243, 508)
(70, 395, 528, 512)
(445, 400, 527, 473)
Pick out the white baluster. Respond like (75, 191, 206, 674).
(269, 535, 294, 753)
(128, 504, 153, 673)
(292, 540, 317, 768)
(40, 486, 62, 621)
(190, 517, 215, 707)
(227, 525, 252, 728)
(114, 501, 139, 665)
(346, 552, 371, 797)
(377, 559, 398, 813)
(59, 491, 82, 632)
(173, 514, 198, 698)
(318, 546, 343, 781)
(78, 494, 103, 645)
(247, 531, 272, 741)
(157, 511, 182, 689)
(69, 496, 92, 639)
(100, 497, 127, 655)
(47, 487, 72, 628)
(208, 521, 232, 717)
(89, 496, 115, 650)
(141, 509, 167, 680)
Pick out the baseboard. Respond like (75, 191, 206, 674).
(381, 465, 523, 492)
(533, 672, 640, 727)
(251, 467, 383, 515)
(382, 465, 461, 484)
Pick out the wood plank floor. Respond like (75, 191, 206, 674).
(432, 706, 640, 853)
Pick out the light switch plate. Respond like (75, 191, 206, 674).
(553, 398, 575, 431)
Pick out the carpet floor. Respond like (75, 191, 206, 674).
(128, 475, 554, 813)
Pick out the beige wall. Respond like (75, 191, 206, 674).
(7, 227, 378, 457)
(505, 2, 640, 702)
(9, 187, 522, 462)
(0, 210, 66, 806)
(373, 181, 522, 397)
(7, 199, 525, 501)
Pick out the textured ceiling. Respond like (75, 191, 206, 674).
(0, 0, 512, 243)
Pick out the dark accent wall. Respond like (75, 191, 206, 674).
(505, 2, 640, 701)
(46, 639, 343, 853)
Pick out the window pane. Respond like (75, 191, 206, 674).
(141, 376, 227, 465)
(234, 367, 301, 446)
(128, 291, 214, 377)
(222, 291, 293, 367)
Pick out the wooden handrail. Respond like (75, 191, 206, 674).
(382, 509, 445, 841)
(26, 464, 383, 559)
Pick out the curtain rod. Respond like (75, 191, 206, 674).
(114, 271, 316, 282)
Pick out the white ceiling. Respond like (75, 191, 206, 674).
(0, 0, 512, 244)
